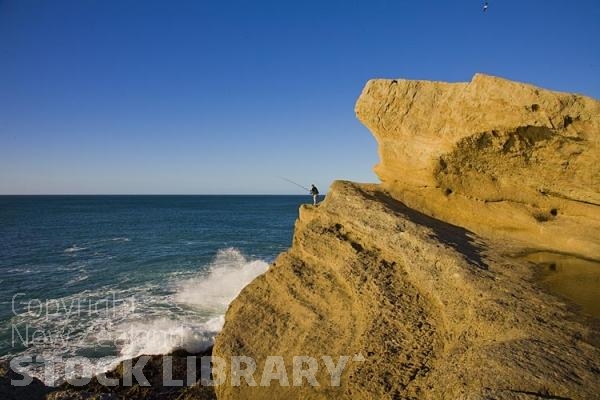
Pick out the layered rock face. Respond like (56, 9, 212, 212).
(214, 76, 600, 399)
(355, 74, 600, 258)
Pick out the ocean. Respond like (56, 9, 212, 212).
(0, 195, 307, 384)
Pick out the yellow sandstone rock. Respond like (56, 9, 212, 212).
(213, 76, 600, 399)
(355, 74, 600, 259)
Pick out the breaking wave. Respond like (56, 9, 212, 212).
(5, 247, 268, 385)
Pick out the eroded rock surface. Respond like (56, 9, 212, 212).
(214, 181, 599, 399)
(214, 76, 600, 399)
(355, 74, 600, 258)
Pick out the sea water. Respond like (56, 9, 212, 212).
(0, 195, 306, 384)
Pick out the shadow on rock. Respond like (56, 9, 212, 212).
(360, 188, 488, 270)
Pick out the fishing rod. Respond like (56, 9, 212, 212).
(278, 176, 310, 192)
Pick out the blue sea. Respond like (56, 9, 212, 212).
(0, 195, 306, 384)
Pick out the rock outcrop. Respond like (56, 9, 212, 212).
(214, 181, 599, 399)
(214, 75, 600, 399)
(355, 74, 600, 259)
(1, 350, 216, 400)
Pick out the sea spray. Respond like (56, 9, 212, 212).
(175, 247, 269, 311)
(115, 248, 268, 360)
(5, 248, 269, 385)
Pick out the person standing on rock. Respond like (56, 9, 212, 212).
(310, 184, 319, 206)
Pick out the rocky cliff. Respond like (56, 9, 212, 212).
(214, 76, 600, 399)
(355, 74, 600, 258)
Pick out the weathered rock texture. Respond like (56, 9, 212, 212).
(356, 74, 600, 259)
(214, 76, 600, 399)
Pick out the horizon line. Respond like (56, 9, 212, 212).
(0, 193, 323, 196)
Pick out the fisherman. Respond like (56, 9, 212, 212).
(310, 184, 319, 206)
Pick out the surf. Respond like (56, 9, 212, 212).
(4, 247, 268, 385)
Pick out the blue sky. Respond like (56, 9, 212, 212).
(1, 0, 599, 194)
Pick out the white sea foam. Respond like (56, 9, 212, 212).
(108, 248, 267, 361)
(112, 248, 268, 359)
(5, 247, 269, 385)
(113, 317, 221, 359)
(64, 245, 87, 253)
(111, 237, 130, 242)
(175, 247, 269, 311)
(6, 267, 39, 274)
(66, 274, 89, 285)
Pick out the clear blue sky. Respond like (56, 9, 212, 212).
(1, 0, 599, 194)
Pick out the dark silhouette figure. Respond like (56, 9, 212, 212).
(310, 184, 319, 205)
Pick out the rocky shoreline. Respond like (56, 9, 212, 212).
(1, 348, 216, 400)
(2, 75, 599, 399)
